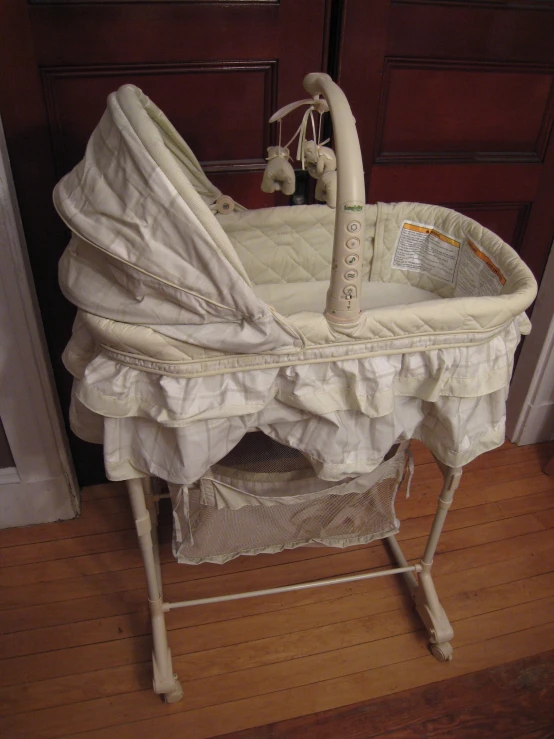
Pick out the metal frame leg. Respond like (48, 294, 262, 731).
(127, 478, 184, 703)
(386, 460, 463, 662)
(414, 461, 462, 661)
(385, 534, 418, 593)
(142, 478, 163, 589)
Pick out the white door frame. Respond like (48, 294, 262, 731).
(0, 117, 79, 528)
(507, 241, 554, 446)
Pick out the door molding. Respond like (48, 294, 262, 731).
(507, 241, 554, 446)
(0, 117, 79, 528)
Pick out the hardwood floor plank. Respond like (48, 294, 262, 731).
(170, 585, 554, 684)
(2, 518, 552, 643)
(54, 620, 554, 739)
(0, 529, 142, 568)
(0, 547, 145, 587)
(2, 546, 553, 714)
(4, 538, 552, 663)
(450, 473, 554, 511)
(398, 488, 554, 541)
(2, 588, 553, 738)
(0, 588, 146, 636)
(219, 651, 554, 739)
(81, 482, 127, 501)
(367, 696, 554, 739)
(0, 662, 151, 717)
(0, 607, 151, 660)
(0, 510, 134, 549)
(535, 507, 554, 529)
(0, 509, 544, 614)
(413, 527, 554, 577)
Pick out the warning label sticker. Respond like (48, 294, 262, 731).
(455, 239, 506, 297)
(392, 222, 461, 284)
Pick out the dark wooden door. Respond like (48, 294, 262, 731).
(0, 0, 330, 483)
(337, 0, 554, 283)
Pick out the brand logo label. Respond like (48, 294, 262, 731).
(342, 203, 364, 212)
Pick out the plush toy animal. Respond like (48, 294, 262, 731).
(302, 140, 337, 207)
(315, 170, 337, 208)
(261, 146, 296, 196)
(302, 140, 320, 179)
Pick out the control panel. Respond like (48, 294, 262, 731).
(325, 205, 365, 321)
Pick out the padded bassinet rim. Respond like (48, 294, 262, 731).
(216, 200, 537, 346)
(67, 308, 528, 380)
(58, 201, 536, 363)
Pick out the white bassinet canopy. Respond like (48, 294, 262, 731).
(55, 81, 537, 485)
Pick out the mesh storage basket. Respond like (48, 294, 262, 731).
(171, 433, 410, 565)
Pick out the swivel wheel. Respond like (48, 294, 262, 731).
(163, 678, 184, 703)
(430, 642, 453, 662)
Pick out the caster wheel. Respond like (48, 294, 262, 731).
(164, 679, 184, 704)
(431, 642, 453, 662)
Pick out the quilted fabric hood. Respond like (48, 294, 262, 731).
(54, 85, 299, 353)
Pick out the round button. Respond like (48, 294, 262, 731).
(346, 237, 360, 249)
(343, 286, 357, 298)
(345, 254, 359, 266)
(344, 270, 358, 281)
(215, 195, 235, 214)
(346, 221, 361, 233)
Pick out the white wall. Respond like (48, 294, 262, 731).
(507, 242, 554, 446)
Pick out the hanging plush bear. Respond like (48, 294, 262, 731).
(261, 146, 296, 196)
(315, 170, 337, 208)
(302, 140, 337, 208)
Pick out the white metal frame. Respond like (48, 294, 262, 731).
(126, 455, 462, 703)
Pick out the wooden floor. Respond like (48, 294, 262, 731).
(220, 650, 554, 738)
(1, 440, 553, 739)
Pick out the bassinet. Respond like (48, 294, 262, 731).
(55, 73, 537, 702)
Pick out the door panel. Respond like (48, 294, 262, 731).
(376, 62, 553, 162)
(387, 2, 554, 63)
(43, 62, 278, 176)
(338, 0, 554, 282)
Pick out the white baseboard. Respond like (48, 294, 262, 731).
(0, 467, 19, 485)
(513, 402, 554, 447)
(0, 476, 80, 529)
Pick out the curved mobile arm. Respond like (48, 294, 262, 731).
(303, 73, 365, 323)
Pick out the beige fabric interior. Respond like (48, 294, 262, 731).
(254, 281, 438, 317)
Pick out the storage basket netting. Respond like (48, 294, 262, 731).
(170, 433, 409, 564)
(55, 83, 537, 490)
